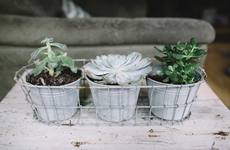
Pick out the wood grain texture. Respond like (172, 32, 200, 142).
(204, 42, 230, 109)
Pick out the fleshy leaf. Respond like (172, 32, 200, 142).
(157, 70, 164, 76)
(50, 43, 68, 50)
(49, 61, 58, 69)
(190, 38, 197, 46)
(30, 46, 47, 61)
(84, 52, 151, 86)
(176, 44, 185, 50)
(85, 70, 103, 80)
(154, 46, 164, 53)
(55, 50, 64, 56)
(102, 73, 116, 84)
(163, 77, 169, 82)
(70, 66, 78, 73)
(116, 72, 131, 86)
(172, 53, 187, 59)
(33, 58, 49, 76)
(60, 56, 75, 68)
(154, 56, 170, 62)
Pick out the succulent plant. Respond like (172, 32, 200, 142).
(29, 37, 78, 77)
(154, 38, 207, 84)
(83, 52, 152, 86)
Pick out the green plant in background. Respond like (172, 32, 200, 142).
(29, 37, 77, 77)
(155, 38, 207, 84)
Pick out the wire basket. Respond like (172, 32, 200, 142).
(14, 59, 206, 126)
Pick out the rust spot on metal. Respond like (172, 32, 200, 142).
(149, 129, 154, 133)
(149, 135, 159, 137)
(188, 111, 192, 119)
(62, 120, 74, 126)
(71, 141, 89, 147)
(213, 131, 229, 136)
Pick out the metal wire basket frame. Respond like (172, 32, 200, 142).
(14, 59, 206, 126)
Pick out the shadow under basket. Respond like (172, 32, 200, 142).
(26, 72, 82, 122)
(86, 75, 141, 122)
(146, 65, 205, 120)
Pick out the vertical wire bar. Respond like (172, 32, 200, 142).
(134, 85, 138, 126)
(108, 86, 112, 125)
(18, 66, 39, 118)
(171, 85, 182, 125)
(93, 86, 99, 126)
(16, 74, 30, 103)
(180, 84, 193, 123)
(184, 68, 204, 121)
(63, 87, 71, 122)
(148, 86, 154, 125)
(77, 86, 82, 126)
(35, 85, 50, 124)
(187, 83, 201, 120)
(82, 61, 86, 125)
(48, 86, 60, 125)
(160, 86, 168, 125)
(135, 105, 138, 126)
(26, 85, 40, 120)
(16, 74, 39, 119)
(18, 73, 31, 103)
(121, 86, 124, 126)
(82, 60, 86, 100)
(119, 87, 122, 125)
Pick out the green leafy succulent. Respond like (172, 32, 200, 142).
(29, 37, 77, 77)
(155, 38, 207, 84)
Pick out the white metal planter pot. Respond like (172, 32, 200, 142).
(86, 75, 141, 122)
(146, 65, 206, 120)
(26, 71, 82, 122)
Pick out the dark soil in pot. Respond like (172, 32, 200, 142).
(148, 75, 169, 83)
(26, 68, 82, 86)
(148, 73, 200, 85)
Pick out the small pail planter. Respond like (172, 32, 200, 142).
(146, 65, 205, 120)
(86, 75, 141, 122)
(26, 71, 82, 122)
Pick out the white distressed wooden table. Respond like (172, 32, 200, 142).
(0, 81, 230, 149)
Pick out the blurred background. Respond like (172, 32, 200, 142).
(0, 0, 229, 109)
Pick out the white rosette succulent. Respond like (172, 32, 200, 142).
(83, 52, 152, 86)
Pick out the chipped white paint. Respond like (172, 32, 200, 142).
(0, 80, 230, 149)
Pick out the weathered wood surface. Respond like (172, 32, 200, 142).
(0, 81, 230, 149)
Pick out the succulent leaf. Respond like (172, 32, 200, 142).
(172, 53, 187, 59)
(157, 70, 164, 76)
(49, 61, 58, 69)
(154, 38, 206, 84)
(55, 50, 64, 56)
(154, 56, 170, 62)
(190, 38, 197, 46)
(30, 46, 47, 62)
(50, 43, 68, 50)
(60, 56, 75, 68)
(84, 52, 152, 86)
(29, 38, 78, 77)
(154, 46, 164, 53)
(163, 77, 169, 82)
(33, 58, 49, 76)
